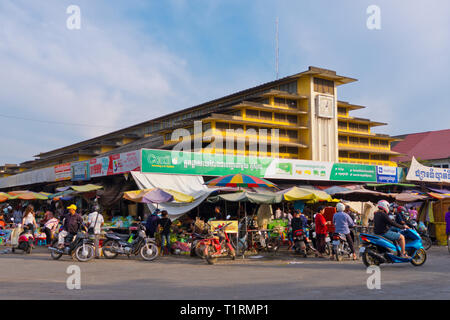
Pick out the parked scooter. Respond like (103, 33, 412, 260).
(102, 222, 159, 261)
(10, 220, 34, 254)
(48, 227, 96, 262)
(202, 222, 236, 265)
(332, 232, 352, 261)
(359, 228, 426, 267)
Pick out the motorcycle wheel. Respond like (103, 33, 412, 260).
(362, 250, 380, 267)
(102, 240, 119, 259)
(324, 243, 331, 256)
(267, 238, 280, 252)
(205, 245, 217, 265)
(334, 245, 343, 262)
(421, 236, 432, 250)
(74, 244, 95, 262)
(50, 240, 62, 260)
(140, 242, 159, 261)
(26, 246, 32, 254)
(195, 242, 207, 258)
(410, 248, 427, 267)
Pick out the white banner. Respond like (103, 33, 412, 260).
(406, 157, 450, 183)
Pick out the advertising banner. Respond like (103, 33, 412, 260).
(141, 149, 381, 183)
(71, 161, 90, 181)
(329, 163, 377, 182)
(376, 166, 399, 183)
(89, 151, 140, 178)
(54, 163, 72, 181)
(208, 220, 239, 234)
(406, 157, 450, 183)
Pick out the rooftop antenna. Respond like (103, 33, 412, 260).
(276, 17, 279, 80)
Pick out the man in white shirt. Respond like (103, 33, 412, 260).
(87, 205, 104, 258)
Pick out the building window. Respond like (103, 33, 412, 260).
(360, 153, 370, 160)
(359, 138, 369, 145)
(278, 81, 298, 94)
(338, 136, 348, 144)
(313, 78, 334, 95)
(338, 121, 348, 130)
(349, 136, 359, 144)
(339, 151, 349, 158)
(349, 153, 360, 159)
(202, 122, 211, 132)
(286, 115, 298, 124)
(274, 98, 298, 109)
(216, 122, 229, 131)
(260, 111, 273, 121)
(246, 109, 258, 118)
(338, 107, 347, 116)
(371, 139, 380, 147)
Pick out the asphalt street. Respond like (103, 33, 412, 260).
(0, 246, 449, 300)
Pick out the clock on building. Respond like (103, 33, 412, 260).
(316, 95, 335, 118)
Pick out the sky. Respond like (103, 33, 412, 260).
(0, 0, 449, 165)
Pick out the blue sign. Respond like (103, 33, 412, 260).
(376, 166, 398, 183)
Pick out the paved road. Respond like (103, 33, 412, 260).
(0, 246, 449, 300)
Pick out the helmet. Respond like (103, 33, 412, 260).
(397, 206, 407, 214)
(377, 200, 390, 214)
(336, 203, 345, 212)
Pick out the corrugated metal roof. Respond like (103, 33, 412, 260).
(392, 129, 450, 162)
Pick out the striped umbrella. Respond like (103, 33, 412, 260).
(0, 192, 18, 202)
(205, 173, 277, 188)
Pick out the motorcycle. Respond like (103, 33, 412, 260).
(359, 228, 427, 267)
(102, 222, 159, 261)
(189, 232, 209, 257)
(11, 222, 34, 254)
(48, 228, 96, 262)
(332, 232, 352, 261)
(408, 220, 432, 250)
(202, 222, 236, 265)
(253, 229, 281, 253)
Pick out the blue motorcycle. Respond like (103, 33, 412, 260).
(359, 228, 427, 267)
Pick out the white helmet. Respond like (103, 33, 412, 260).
(377, 200, 390, 214)
(336, 203, 345, 212)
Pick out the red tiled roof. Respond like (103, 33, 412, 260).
(392, 129, 450, 162)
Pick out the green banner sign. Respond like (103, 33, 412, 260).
(329, 163, 377, 182)
(141, 149, 379, 183)
(141, 149, 272, 177)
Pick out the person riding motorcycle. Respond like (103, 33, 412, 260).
(57, 204, 85, 249)
(373, 200, 410, 258)
(332, 203, 357, 260)
(395, 206, 410, 226)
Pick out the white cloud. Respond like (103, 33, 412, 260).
(0, 0, 196, 164)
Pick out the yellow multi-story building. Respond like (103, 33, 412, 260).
(11, 66, 399, 174)
(337, 101, 400, 166)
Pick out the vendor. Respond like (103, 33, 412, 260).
(214, 206, 225, 220)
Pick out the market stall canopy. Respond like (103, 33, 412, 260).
(279, 186, 333, 202)
(323, 186, 351, 195)
(8, 190, 48, 200)
(209, 190, 283, 204)
(57, 184, 103, 193)
(131, 171, 214, 220)
(333, 188, 395, 202)
(0, 192, 18, 202)
(47, 189, 77, 200)
(394, 193, 429, 202)
(124, 188, 194, 203)
(427, 192, 450, 200)
(205, 173, 277, 188)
